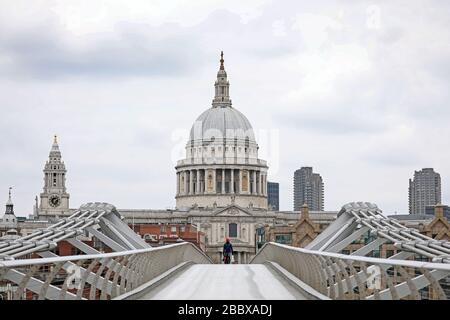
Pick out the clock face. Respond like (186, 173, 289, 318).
(49, 195, 61, 208)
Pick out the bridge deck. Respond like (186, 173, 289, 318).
(139, 264, 307, 300)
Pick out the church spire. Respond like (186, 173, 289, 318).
(51, 134, 60, 153)
(5, 187, 14, 215)
(212, 51, 232, 108)
(220, 51, 224, 70)
(40, 135, 70, 216)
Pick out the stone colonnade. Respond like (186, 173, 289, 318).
(176, 168, 267, 197)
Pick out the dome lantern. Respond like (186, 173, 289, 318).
(212, 51, 232, 108)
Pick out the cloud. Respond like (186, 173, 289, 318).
(0, 1, 450, 217)
(0, 22, 205, 79)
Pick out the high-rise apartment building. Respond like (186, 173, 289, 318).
(409, 168, 441, 215)
(293, 167, 324, 211)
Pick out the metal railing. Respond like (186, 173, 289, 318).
(0, 242, 211, 300)
(251, 242, 450, 300)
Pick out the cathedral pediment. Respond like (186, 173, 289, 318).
(212, 205, 254, 217)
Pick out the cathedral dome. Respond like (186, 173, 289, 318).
(175, 52, 269, 211)
(188, 106, 256, 145)
(188, 51, 257, 146)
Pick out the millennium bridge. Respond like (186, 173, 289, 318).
(1, 202, 449, 300)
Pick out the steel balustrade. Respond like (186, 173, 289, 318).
(251, 242, 450, 300)
(0, 242, 212, 300)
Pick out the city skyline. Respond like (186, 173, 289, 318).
(1, 1, 450, 215)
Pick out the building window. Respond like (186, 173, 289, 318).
(180, 226, 185, 232)
(171, 226, 177, 233)
(275, 234, 292, 244)
(160, 225, 166, 233)
(229, 223, 237, 238)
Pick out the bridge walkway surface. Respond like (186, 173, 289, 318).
(139, 264, 307, 300)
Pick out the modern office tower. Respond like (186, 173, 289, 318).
(267, 181, 279, 210)
(409, 168, 441, 215)
(293, 167, 324, 211)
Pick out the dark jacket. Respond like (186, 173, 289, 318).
(223, 241, 233, 254)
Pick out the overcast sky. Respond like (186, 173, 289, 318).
(1, 0, 449, 216)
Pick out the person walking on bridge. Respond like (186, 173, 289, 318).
(223, 237, 234, 264)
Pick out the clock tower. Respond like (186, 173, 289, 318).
(38, 135, 70, 219)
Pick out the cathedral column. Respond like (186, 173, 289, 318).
(176, 172, 180, 196)
(257, 171, 261, 195)
(239, 170, 242, 194)
(230, 169, 234, 193)
(221, 169, 225, 194)
(202, 169, 206, 193)
(252, 171, 256, 195)
(184, 171, 188, 195)
(265, 175, 267, 196)
(179, 172, 183, 195)
(261, 174, 264, 196)
(196, 170, 200, 194)
(263, 174, 266, 196)
(189, 170, 194, 195)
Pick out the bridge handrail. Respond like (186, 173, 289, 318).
(252, 242, 450, 271)
(0, 242, 211, 300)
(0, 242, 210, 267)
(251, 242, 450, 300)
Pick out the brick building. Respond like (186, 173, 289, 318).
(131, 223, 205, 251)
